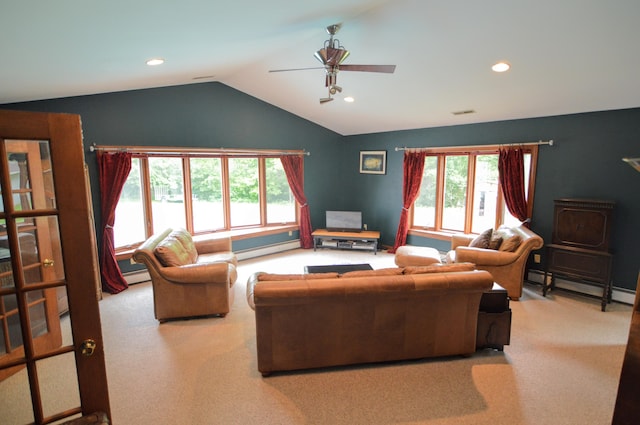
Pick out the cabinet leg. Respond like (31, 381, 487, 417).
(601, 281, 613, 312)
(543, 271, 552, 297)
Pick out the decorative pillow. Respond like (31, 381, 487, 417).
(469, 228, 493, 249)
(492, 226, 522, 252)
(169, 228, 198, 263)
(257, 273, 339, 281)
(499, 234, 522, 252)
(488, 234, 503, 250)
(340, 267, 403, 278)
(403, 262, 476, 274)
(154, 236, 193, 266)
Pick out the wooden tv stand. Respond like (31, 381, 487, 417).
(312, 229, 380, 254)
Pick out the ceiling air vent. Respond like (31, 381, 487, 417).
(452, 109, 476, 116)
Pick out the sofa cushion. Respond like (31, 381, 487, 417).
(469, 228, 493, 248)
(403, 262, 476, 274)
(154, 236, 193, 266)
(488, 233, 503, 250)
(394, 245, 442, 267)
(340, 267, 403, 278)
(494, 226, 522, 252)
(257, 272, 339, 281)
(499, 235, 522, 252)
(169, 228, 198, 263)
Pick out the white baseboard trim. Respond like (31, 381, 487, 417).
(235, 240, 301, 261)
(123, 270, 150, 285)
(527, 270, 635, 305)
(123, 240, 301, 284)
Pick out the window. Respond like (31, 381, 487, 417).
(112, 150, 299, 251)
(228, 158, 260, 227)
(149, 157, 186, 233)
(413, 156, 437, 228)
(442, 155, 468, 231)
(265, 158, 296, 224)
(412, 146, 537, 235)
(471, 154, 499, 233)
(114, 158, 145, 247)
(190, 157, 224, 233)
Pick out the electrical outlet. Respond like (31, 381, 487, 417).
(534, 254, 541, 263)
(288, 230, 292, 236)
(363, 224, 368, 230)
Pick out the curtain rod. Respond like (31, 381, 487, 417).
(88, 143, 310, 156)
(394, 139, 554, 152)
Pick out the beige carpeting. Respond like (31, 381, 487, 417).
(1, 249, 634, 424)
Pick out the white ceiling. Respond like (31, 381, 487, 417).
(2, 0, 640, 136)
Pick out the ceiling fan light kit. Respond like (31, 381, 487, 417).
(271, 23, 396, 104)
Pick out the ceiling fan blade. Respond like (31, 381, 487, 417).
(339, 64, 396, 73)
(269, 67, 324, 73)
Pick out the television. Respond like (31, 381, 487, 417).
(326, 210, 362, 232)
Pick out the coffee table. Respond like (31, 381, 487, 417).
(304, 263, 373, 274)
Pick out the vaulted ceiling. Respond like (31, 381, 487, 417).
(2, 1, 639, 135)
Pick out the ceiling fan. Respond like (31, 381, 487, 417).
(269, 23, 396, 104)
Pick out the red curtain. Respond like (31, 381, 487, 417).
(389, 151, 427, 253)
(499, 147, 529, 225)
(97, 151, 132, 294)
(280, 155, 313, 249)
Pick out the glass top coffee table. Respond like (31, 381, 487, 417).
(304, 264, 373, 274)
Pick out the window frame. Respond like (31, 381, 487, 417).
(409, 145, 539, 240)
(112, 148, 302, 254)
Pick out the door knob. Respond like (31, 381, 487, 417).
(80, 339, 97, 357)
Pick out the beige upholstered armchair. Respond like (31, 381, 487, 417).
(133, 228, 238, 322)
(446, 224, 543, 300)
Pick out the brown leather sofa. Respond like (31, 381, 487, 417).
(133, 228, 238, 322)
(247, 264, 493, 376)
(445, 224, 543, 300)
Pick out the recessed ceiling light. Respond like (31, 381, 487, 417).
(344, 96, 355, 103)
(492, 61, 510, 73)
(146, 58, 165, 66)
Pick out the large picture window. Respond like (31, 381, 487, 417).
(112, 150, 299, 251)
(411, 146, 537, 235)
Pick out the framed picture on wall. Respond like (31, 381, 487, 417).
(359, 150, 387, 174)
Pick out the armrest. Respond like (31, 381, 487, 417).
(159, 262, 230, 284)
(451, 234, 474, 250)
(454, 246, 519, 266)
(246, 272, 265, 311)
(193, 235, 232, 255)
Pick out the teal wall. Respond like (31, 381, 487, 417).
(2, 82, 639, 290)
(346, 110, 640, 291)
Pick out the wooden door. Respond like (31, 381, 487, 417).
(0, 110, 110, 424)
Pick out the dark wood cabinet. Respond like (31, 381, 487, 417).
(543, 198, 615, 311)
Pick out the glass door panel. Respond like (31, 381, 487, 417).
(0, 138, 65, 419)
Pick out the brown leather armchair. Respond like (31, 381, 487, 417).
(446, 224, 543, 300)
(133, 228, 238, 322)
